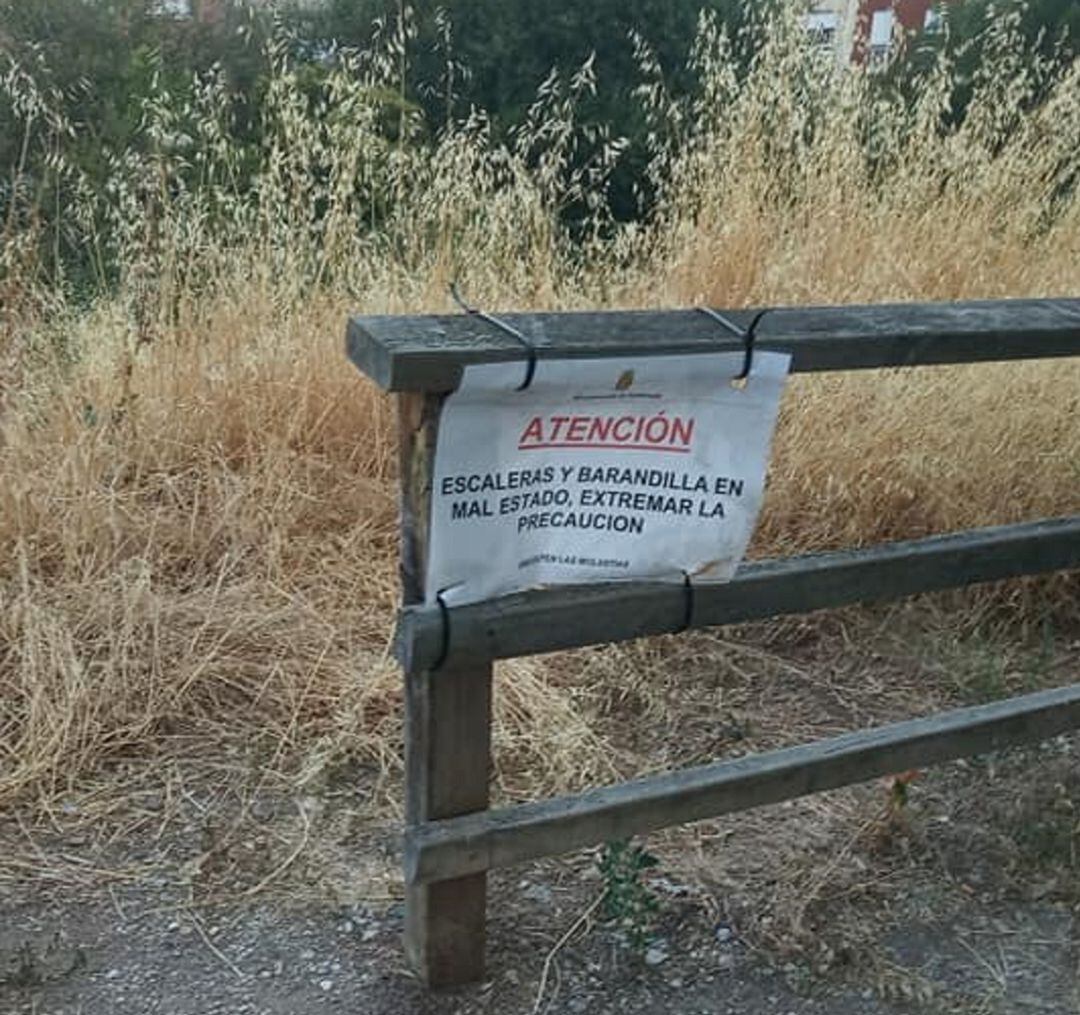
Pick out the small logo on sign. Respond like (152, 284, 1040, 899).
(615, 369, 635, 391)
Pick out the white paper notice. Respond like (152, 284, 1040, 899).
(427, 352, 790, 606)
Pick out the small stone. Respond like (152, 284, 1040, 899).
(105, 969, 120, 980)
(716, 953, 736, 972)
(523, 883, 553, 905)
(251, 799, 275, 821)
(714, 924, 734, 944)
(568, 998, 589, 1013)
(301, 949, 316, 961)
(340, 920, 354, 934)
(361, 927, 378, 942)
(645, 946, 669, 967)
(319, 979, 333, 992)
(652, 876, 690, 897)
(670, 978, 684, 989)
(167, 921, 180, 932)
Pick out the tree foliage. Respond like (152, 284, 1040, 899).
(280, 0, 756, 218)
(1, 0, 268, 171)
(287, 0, 745, 127)
(4, 0, 1078, 293)
(945, 0, 1080, 62)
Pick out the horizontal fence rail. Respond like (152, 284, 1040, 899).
(396, 516, 1080, 671)
(406, 682, 1080, 884)
(348, 297, 1080, 392)
(344, 295, 1080, 987)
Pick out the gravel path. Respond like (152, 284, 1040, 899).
(3, 866, 1076, 1015)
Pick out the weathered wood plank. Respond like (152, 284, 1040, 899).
(347, 298, 1080, 392)
(396, 516, 1080, 672)
(398, 393, 493, 987)
(406, 682, 1080, 884)
(403, 659, 492, 984)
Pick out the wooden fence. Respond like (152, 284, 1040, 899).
(346, 297, 1080, 987)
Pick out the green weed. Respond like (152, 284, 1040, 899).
(597, 838, 660, 950)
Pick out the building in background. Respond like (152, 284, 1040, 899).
(852, 0, 944, 65)
(153, 0, 223, 22)
(804, 0, 862, 68)
(805, 0, 949, 68)
(153, 0, 289, 23)
(163, 1, 948, 68)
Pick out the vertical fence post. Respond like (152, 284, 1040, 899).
(398, 392, 492, 987)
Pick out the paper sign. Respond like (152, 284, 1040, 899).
(426, 352, 790, 606)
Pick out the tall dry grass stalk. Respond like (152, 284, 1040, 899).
(1, 13, 1078, 818)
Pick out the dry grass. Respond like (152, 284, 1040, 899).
(1, 12, 1078, 848)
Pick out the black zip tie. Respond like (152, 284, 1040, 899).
(678, 570, 695, 635)
(450, 281, 537, 391)
(697, 306, 771, 382)
(431, 589, 452, 672)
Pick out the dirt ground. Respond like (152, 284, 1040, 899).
(3, 875, 1075, 1015)
(3, 615, 1079, 1015)
(3, 746, 1079, 1015)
